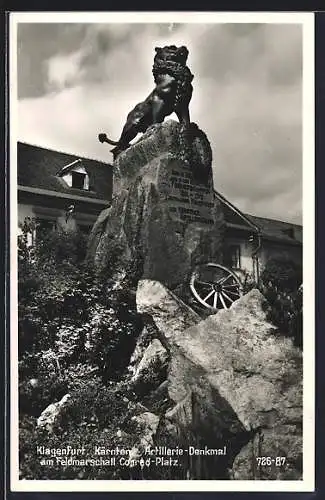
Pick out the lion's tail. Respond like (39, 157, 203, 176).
(105, 138, 119, 146)
(98, 133, 119, 146)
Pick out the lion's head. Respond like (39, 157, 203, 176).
(154, 45, 189, 66)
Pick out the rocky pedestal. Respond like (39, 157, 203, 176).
(136, 280, 303, 480)
(87, 120, 224, 291)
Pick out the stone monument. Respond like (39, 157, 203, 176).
(85, 46, 302, 480)
(88, 46, 224, 295)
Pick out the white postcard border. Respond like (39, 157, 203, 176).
(9, 11, 315, 493)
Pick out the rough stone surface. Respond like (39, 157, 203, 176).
(113, 121, 212, 186)
(137, 280, 302, 480)
(37, 394, 71, 432)
(130, 339, 168, 386)
(128, 326, 153, 375)
(165, 391, 193, 427)
(136, 279, 201, 340)
(129, 411, 160, 460)
(87, 120, 224, 291)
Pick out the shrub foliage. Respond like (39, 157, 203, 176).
(260, 256, 302, 348)
(17, 219, 303, 480)
(18, 219, 144, 479)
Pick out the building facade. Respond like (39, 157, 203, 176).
(215, 190, 302, 281)
(17, 142, 302, 282)
(18, 142, 113, 242)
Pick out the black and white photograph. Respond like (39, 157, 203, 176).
(9, 12, 315, 492)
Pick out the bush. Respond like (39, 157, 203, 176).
(19, 379, 141, 479)
(17, 218, 150, 479)
(260, 257, 302, 348)
(18, 219, 143, 415)
(260, 256, 302, 293)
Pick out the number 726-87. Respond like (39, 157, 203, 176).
(256, 457, 286, 467)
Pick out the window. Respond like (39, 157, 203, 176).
(230, 245, 241, 268)
(224, 245, 241, 269)
(59, 163, 90, 190)
(72, 171, 87, 189)
(282, 227, 295, 239)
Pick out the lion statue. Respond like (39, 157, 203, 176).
(98, 45, 194, 159)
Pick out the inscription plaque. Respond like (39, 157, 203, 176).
(160, 161, 215, 226)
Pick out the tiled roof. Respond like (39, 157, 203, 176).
(18, 142, 113, 202)
(214, 190, 302, 245)
(17, 145, 302, 245)
(245, 214, 302, 244)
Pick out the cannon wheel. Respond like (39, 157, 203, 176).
(190, 263, 242, 310)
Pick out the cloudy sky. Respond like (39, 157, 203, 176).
(16, 21, 303, 223)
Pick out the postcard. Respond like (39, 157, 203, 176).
(9, 11, 315, 492)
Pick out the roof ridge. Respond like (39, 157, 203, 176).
(214, 189, 260, 231)
(246, 212, 302, 228)
(17, 141, 112, 166)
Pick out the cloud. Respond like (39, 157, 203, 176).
(17, 22, 302, 223)
(46, 50, 83, 91)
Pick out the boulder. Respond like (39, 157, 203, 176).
(130, 339, 168, 394)
(129, 412, 160, 461)
(37, 394, 71, 432)
(136, 280, 303, 479)
(128, 325, 152, 376)
(87, 120, 224, 291)
(136, 279, 201, 341)
(128, 312, 166, 376)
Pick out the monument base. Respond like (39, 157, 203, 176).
(88, 120, 224, 292)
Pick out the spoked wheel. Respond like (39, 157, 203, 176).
(190, 263, 242, 310)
